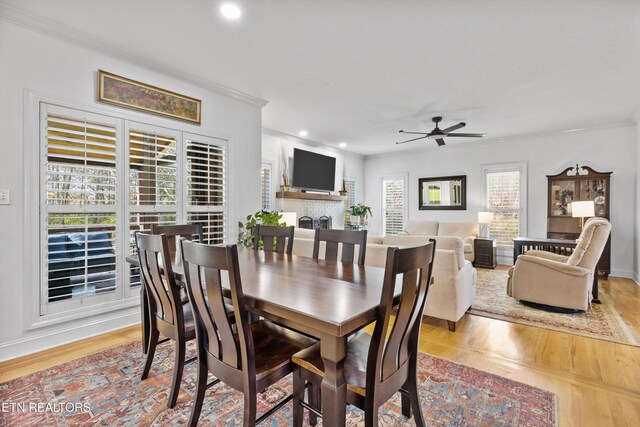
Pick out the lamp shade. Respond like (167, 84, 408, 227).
(478, 211, 494, 224)
(571, 201, 595, 218)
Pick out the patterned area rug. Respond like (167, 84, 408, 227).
(470, 268, 640, 346)
(0, 340, 556, 426)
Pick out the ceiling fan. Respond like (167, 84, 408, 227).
(396, 116, 485, 146)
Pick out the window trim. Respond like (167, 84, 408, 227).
(24, 91, 231, 330)
(481, 162, 528, 251)
(380, 173, 408, 236)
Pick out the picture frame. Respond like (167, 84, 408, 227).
(97, 70, 201, 124)
(418, 175, 466, 210)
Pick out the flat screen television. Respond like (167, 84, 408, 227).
(292, 148, 336, 192)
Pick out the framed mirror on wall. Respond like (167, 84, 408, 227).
(418, 175, 466, 210)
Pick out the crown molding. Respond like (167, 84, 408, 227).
(0, 3, 268, 108)
(363, 120, 635, 160)
(262, 127, 363, 158)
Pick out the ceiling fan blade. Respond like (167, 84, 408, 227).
(436, 138, 446, 146)
(396, 135, 428, 145)
(446, 133, 485, 138)
(441, 122, 466, 133)
(399, 130, 429, 135)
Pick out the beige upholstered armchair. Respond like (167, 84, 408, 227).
(507, 217, 611, 311)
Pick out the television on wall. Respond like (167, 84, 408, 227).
(292, 148, 336, 192)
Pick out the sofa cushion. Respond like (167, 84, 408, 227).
(367, 235, 383, 244)
(438, 222, 479, 239)
(463, 243, 473, 253)
(405, 220, 438, 236)
(566, 218, 611, 268)
(48, 234, 70, 260)
(382, 235, 433, 247)
(67, 233, 86, 257)
(87, 232, 113, 255)
(294, 228, 316, 239)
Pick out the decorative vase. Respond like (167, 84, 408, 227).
(281, 185, 290, 192)
(339, 190, 347, 196)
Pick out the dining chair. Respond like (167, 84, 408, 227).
(292, 240, 436, 427)
(180, 241, 316, 427)
(151, 223, 203, 255)
(253, 224, 295, 254)
(135, 232, 196, 409)
(312, 228, 368, 265)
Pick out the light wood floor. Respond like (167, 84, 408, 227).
(1, 270, 639, 426)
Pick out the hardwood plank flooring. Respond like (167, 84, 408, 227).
(1, 272, 639, 426)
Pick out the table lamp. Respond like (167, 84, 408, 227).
(571, 201, 595, 229)
(478, 211, 494, 238)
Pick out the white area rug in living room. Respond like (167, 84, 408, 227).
(469, 268, 640, 346)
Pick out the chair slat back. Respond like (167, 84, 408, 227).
(369, 240, 435, 383)
(253, 225, 295, 254)
(181, 241, 250, 371)
(312, 229, 368, 265)
(136, 233, 181, 325)
(151, 223, 203, 255)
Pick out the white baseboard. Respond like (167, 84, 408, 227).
(0, 308, 140, 363)
(633, 272, 640, 286)
(609, 269, 634, 279)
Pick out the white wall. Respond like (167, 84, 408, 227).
(635, 122, 640, 284)
(364, 125, 637, 277)
(262, 131, 365, 227)
(0, 21, 263, 360)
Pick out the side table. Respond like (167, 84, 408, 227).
(474, 238, 497, 269)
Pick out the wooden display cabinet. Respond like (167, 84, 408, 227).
(546, 165, 611, 277)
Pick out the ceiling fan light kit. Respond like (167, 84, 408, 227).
(396, 116, 485, 146)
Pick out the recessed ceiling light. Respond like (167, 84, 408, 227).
(298, 130, 308, 137)
(220, 3, 241, 20)
(339, 142, 347, 148)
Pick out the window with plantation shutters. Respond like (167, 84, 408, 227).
(483, 163, 527, 249)
(38, 102, 228, 318)
(343, 179, 357, 225)
(261, 162, 272, 210)
(382, 176, 406, 235)
(42, 107, 120, 313)
(185, 135, 226, 245)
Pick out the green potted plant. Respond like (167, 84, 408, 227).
(349, 203, 372, 226)
(237, 210, 289, 249)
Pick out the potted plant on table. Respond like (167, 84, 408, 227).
(349, 203, 373, 227)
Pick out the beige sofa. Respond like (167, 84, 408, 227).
(401, 220, 479, 262)
(292, 228, 477, 331)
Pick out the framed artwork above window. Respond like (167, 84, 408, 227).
(418, 175, 466, 210)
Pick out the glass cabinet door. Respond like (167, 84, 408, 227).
(579, 178, 607, 217)
(550, 180, 575, 216)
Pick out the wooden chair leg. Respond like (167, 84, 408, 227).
(364, 398, 379, 427)
(400, 386, 411, 418)
(407, 373, 425, 427)
(292, 369, 305, 427)
(243, 386, 257, 427)
(308, 381, 320, 426)
(140, 329, 159, 380)
(167, 339, 185, 408)
(188, 358, 208, 427)
(447, 320, 456, 332)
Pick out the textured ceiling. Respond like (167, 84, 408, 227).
(3, 0, 640, 155)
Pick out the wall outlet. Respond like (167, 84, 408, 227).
(0, 189, 10, 205)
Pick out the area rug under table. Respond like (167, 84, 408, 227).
(0, 339, 556, 426)
(470, 268, 640, 347)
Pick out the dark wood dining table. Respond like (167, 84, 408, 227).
(126, 247, 398, 427)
